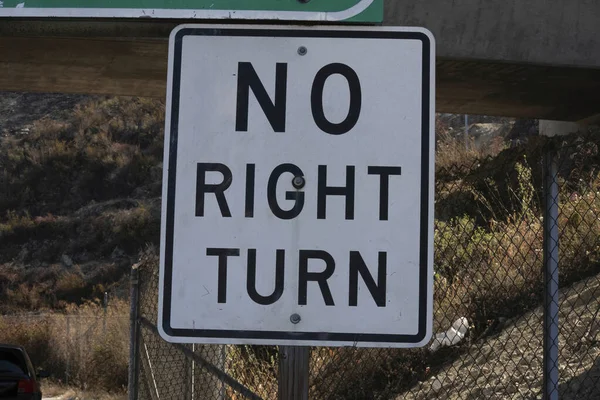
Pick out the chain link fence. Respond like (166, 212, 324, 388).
(133, 254, 273, 400)
(131, 129, 600, 399)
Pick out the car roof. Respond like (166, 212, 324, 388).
(0, 344, 25, 351)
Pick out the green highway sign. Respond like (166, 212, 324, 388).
(0, 0, 383, 22)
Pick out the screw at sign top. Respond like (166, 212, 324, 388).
(297, 46, 308, 56)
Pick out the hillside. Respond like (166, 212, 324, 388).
(0, 93, 517, 312)
(0, 95, 164, 311)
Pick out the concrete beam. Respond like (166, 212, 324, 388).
(539, 120, 580, 137)
(3, 1, 600, 69)
(1, 12, 600, 120)
(384, 0, 600, 68)
(577, 113, 600, 126)
(0, 35, 168, 97)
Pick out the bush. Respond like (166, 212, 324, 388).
(0, 97, 164, 218)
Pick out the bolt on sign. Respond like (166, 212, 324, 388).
(0, 0, 382, 22)
(158, 24, 435, 348)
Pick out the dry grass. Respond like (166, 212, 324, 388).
(435, 117, 507, 171)
(0, 300, 129, 393)
(0, 97, 164, 218)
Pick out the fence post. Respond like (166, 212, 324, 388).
(184, 344, 192, 400)
(543, 150, 559, 400)
(464, 114, 469, 149)
(278, 346, 309, 400)
(128, 266, 140, 400)
(103, 291, 108, 335)
(65, 315, 70, 386)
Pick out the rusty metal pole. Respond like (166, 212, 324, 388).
(543, 150, 559, 400)
(278, 346, 309, 400)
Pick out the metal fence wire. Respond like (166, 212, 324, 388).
(131, 129, 600, 400)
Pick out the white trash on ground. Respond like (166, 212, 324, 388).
(430, 317, 469, 352)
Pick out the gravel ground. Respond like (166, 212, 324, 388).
(400, 274, 600, 399)
(43, 390, 125, 400)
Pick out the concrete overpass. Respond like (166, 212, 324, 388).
(1, 0, 599, 122)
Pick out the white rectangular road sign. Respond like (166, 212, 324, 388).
(159, 24, 435, 347)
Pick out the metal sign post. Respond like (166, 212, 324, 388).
(279, 346, 310, 400)
(543, 150, 560, 400)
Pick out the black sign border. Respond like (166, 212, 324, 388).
(162, 27, 432, 344)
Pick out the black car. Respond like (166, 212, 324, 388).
(0, 344, 47, 400)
